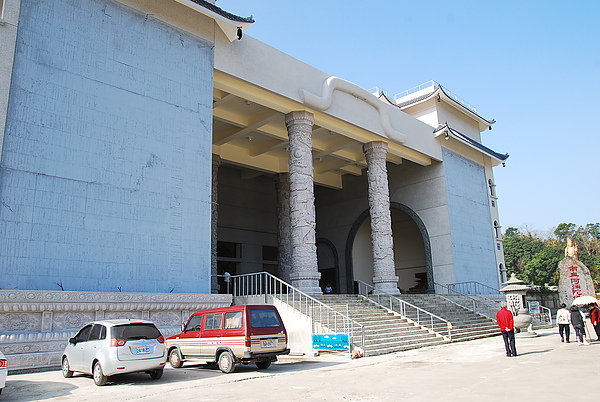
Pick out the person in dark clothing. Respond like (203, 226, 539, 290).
(570, 305, 590, 345)
(496, 301, 517, 357)
(589, 303, 600, 341)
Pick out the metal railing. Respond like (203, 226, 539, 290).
(231, 272, 365, 350)
(434, 283, 499, 319)
(371, 80, 479, 114)
(356, 280, 452, 340)
(445, 281, 501, 296)
(393, 80, 438, 99)
(528, 302, 552, 329)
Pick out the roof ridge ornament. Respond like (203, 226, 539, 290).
(299, 77, 407, 144)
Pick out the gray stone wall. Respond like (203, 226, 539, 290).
(0, 290, 231, 372)
(441, 148, 498, 289)
(0, 0, 214, 293)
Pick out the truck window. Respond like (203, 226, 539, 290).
(204, 313, 223, 331)
(224, 311, 243, 329)
(186, 315, 203, 332)
(249, 309, 281, 328)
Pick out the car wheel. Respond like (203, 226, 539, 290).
(149, 368, 164, 379)
(93, 361, 107, 386)
(61, 357, 74, 378)
(255, 360, 271, 370)
(169, 348, 183, 368)
(218, 351, 236, 373)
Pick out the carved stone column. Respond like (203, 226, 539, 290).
(363, 141, 400, 294)
(285, 111, 321, 294)
(275, 173, 292, 283)
(211, 154, 221, 294)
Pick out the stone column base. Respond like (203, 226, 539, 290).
(291, 271, 322, 295)
(373, 275, 401, 295)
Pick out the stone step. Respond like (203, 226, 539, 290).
(309, 293, 503, 355)
(366, 338, 450, 356)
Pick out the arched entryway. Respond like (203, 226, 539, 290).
(316, 238, 339, 293)
(345, 203, 433, 293)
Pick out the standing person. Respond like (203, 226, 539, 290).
(496, 301, 517, 357)
(589, 302, 600, 342)
(570, 305, 590, 345)
(556, 303, 571, 343)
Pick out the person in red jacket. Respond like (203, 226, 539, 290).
(496, 301, 517, 357)
(589, 303, 600, 342)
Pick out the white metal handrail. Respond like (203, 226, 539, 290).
(528, 302, 552, 328)
(435, 282, 499, 319)
(231, 272, 365, 351)
(446, 281, 500, 295)
(356, 280, 452, 340)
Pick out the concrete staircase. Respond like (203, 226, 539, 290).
(313, 294, 449, 356)
(313, 293, 500, 356)
(394, 294, 500, 342)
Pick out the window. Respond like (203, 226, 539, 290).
(491, 200, 495, 207)
(112, 323, 162, 340)
(250, 308, 281, 328)
(497, 243, 501, 251)
(494, 221, 501, 238)
(74, 324, 93, 343)
(186, 315, 203, 332)
(217, 241, 241, 258)
(224, 311, 243, 329)
(217, 241, 242, 294)
(204, 313, 222, 331)
(89, 324, 106, 341)
(488, 179, 496, 197)
(262, 245, 278, 262)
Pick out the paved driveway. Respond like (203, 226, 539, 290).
(3, 328, 597, 401)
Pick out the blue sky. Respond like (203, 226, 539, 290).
(221, 1, 600, 233)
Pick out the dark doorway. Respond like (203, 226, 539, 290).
(317, 238, 339, 293)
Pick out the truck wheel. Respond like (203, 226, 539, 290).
(256, 360, 271, 369)
(169, 349, 183, 368)
(218, 351, 236, 373)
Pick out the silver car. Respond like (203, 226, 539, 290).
(61, 319, 166, 386)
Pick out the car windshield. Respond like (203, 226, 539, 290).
(112, 323, 161, 340)
(249, 308, 281, 328)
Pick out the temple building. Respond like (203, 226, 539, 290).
(0, 0, 509, 296)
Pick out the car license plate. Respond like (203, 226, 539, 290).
(261, 339, 275, 348)
(133, 346, 151, 355)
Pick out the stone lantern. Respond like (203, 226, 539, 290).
(499, 273, 537, 337)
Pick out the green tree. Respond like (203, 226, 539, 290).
(504, 223, 600, 289)
(503, 227, 561, 286)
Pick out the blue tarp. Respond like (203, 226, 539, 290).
(312, 334, 350, 351)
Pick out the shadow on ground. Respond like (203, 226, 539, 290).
(2, 380, 78, 401)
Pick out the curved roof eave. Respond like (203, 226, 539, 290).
(434, 123, 509, 164)
(398, 86, 496, 132)
(177, 0, 254, 41)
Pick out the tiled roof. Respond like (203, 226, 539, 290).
(395, 91, 434, 108)
(435, 123, 509, 161)
(395, 85, 496, 127)
(189, 0, 255, 23)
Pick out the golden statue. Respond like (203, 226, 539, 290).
(564, 237, 579, 260)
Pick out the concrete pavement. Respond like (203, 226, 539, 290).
(2, 328, 598, 401)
